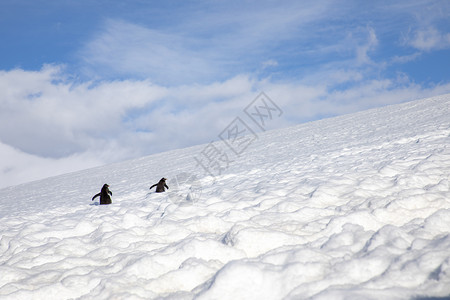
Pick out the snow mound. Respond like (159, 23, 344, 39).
(1, 94, 450, 299)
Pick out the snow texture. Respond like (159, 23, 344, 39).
(1, 94, 450, 299)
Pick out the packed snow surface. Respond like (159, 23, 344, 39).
(1, 94, 450, 299)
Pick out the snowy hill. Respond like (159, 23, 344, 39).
(0, 94, 450, 299)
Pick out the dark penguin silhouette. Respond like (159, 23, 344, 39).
(92, 184, 112, 205)
(150, 178, 169, 193)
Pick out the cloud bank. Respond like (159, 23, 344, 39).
(1, 64, 450, 188)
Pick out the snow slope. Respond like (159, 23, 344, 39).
(0, 94, 450, 299)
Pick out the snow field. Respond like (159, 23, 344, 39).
(0, 94, 450, 299)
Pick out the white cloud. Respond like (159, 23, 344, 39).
(356, 27, 379, 65)
(407, 27, 450, 51)
(74, 1, 450, 86)
(79, 20, 216, 85)
(75, 2, 341, 85)
(2, 64, 450, 189)
(262, 60, 279, 69)
(390, 52, 421, 64)
(0, 141, 102, 189)
(0, 65, 169, 157)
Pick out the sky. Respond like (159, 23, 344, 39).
(0, 0, 450, 188)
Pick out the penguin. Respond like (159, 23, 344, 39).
(92, 184, 112, 205)
(150, 178, 169, 193)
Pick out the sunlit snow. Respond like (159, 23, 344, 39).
(0, 94, 449, 299)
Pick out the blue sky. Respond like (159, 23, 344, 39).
(1, 0, 450, 188)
